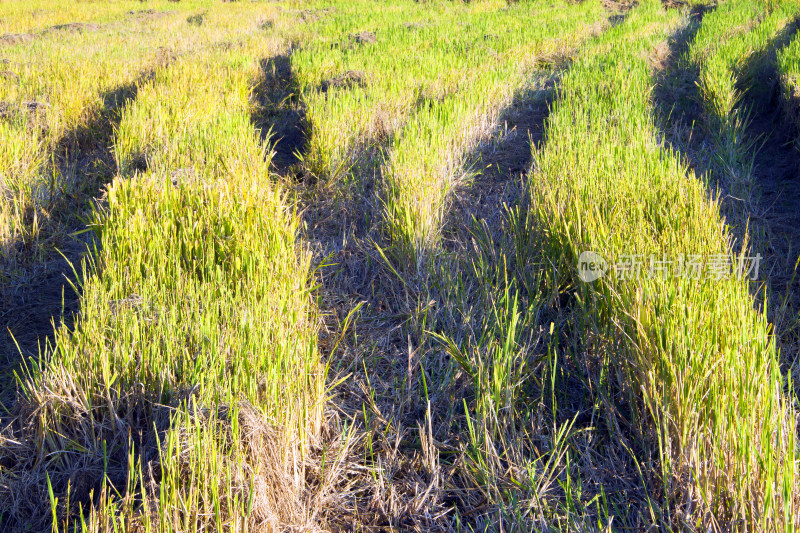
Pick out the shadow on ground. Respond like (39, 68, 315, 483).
(298, 35, 666, 523)
(0, 79, 142, 413)
(251, 52, 309, 177)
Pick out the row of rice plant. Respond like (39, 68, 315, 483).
(528, 0, 798, 528)
(290, 0, 567, 182)
(0, 1, 271, 279)
(1, 13, 325, 531)
(778, 31, 800, 137)
(0, 0, 185, 35)
(290, 0, 605, 265)
(689, 0, 800, 201)
(381, 0, 604, 264)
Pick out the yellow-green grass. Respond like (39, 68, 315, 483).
(291, 0, 603, 189)
(0, 2, 278, 279)
(778, 32, 800, 135)
(289, 0, 606, 268)
(381, 0, 605, 264)
(4, 0, 800, 529)
(4, 19, 323, 531)
(0, 0, 195, 35)
(529, 0, 798, 528)
(291, 0, 513, 182)
(690, 0, 800, 199)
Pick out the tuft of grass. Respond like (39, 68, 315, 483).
(778, 30, 800, 137)
(381, 1, 605, 266)
(290, 0, 607, 268)
(528, 0, 799, 528)
(0, 1, 280, 283)
(1, 18, 324, 531)
(689, 0, 800, 205)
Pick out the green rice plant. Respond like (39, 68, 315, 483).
(690, 0, 800, 199)
(7, 0, 800, 529)
(437, 277, 575, 513)
(291, 0, 604, 191)
(381, 1, 604, 264)
(2, 20, 324, 531)
(777, 32, 800, 137)
(291, 0, 510, 179)
(290, 0, 446, 180)
(528, 0, 799, 528)
(0, 1, 276, 278)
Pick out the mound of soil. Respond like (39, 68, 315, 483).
(297, 8, 334, 22)
(0, 100, 49, 128)
(350, 31, 377, 45)
(49, 22, 99, 33)
(128, 9, 172, 19)
(321, 70, 368, 92)
(0, 21, 100, 48)
(186, 13, 204, 26)
(0, 33, 33, 46)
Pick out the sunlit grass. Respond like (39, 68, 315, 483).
(778, 30, 800, 136)
(0, 1, 278, 279)
(382, 4, 603, 264)
(2, 0, 800, 529)
(690, 0, 800, 200)
(291, 0, 606, 266)
(529, 0, 799, 528)
(6, 19, 323, 531)
(0, 0, 205, 35)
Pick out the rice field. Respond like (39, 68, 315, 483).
(1, 0, 800, 531)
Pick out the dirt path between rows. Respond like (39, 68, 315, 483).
(282, 60, 567, 528)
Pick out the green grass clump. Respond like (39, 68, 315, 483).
(529, 0, 798, 528)
(0, 1, 277, 280)
(290, 0, 603, 179)
(5, 0, 800, 529)
(690, 0, 800, 198)
(291, 0, 605, 265)
(778, 32, 800, 136)
(5, 25, 323, 531)
(291, 0, 557, 182)
(381, 0, 605, 264)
